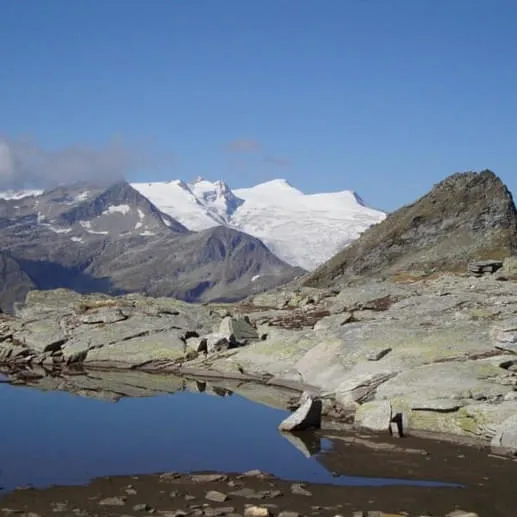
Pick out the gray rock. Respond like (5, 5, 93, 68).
(203, 333, 236, 353)
(491, 414, 517, 453)
(468, 260, 503, 275)
(219, 316, 258, 341)
(12, 318, 66, 353)
(492, 318, 517, 353)
(84, 330, 188, 367)
(205, 490, 228, 503)
(495, 255, 517, 280)
(244, 507, 270, 517)
(229, 488, 266, 500)
(133, 503, 153, 512)
(290, 483, 312, 496)
(354, 400, 392, 432)
(204, 507, 236, 517)
(79, 307, 128, 324)
(191, 474, 227, 483)
(99, 496, 127, 506)
(278, 397, 322, 431)
(411, 399, 464, 412)
(366, 347, 392, 361)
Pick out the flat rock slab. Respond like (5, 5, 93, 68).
(12, 319, 66, 353)
(411, 399, 464, 412)
(354, 400, 392, 432)
(85, 331, 188, 366)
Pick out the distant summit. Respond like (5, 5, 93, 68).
(132, 177, 385, 270)
(304, 170, 517, 288)
(1, 177, 386, 272)
(0, 181, 300, 310)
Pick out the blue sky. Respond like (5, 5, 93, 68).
(1, 0, 516, 211)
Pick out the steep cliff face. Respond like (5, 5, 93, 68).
(304, 170, 517, 288)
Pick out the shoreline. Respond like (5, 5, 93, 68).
(1, 274, 517, 457)
(0, 363, 512, 455)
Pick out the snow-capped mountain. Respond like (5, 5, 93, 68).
(131, 177, 386, 270)
(0, 181, 301, 310)
(0, 178, 386, 271)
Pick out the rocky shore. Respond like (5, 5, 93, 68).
(1, 265, 517, 454)
(0, 470, 482, 517)
(2, 427, 516, 517)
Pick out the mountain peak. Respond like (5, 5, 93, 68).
(304, 170, 517, 287)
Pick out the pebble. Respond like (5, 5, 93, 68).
(278, 511, 300, 517)
(244, 506, 270, 517)
(133, 503, 154, 512)
(229, 488, 266, 500)
(51, 502, 68, 512)
(290, 483, 312, 496)
(99, 495, 127, 506)
(192, 474, 228, 483)
(205, 490, 229, 503)
(126, 488, 138, 495)
(160, 472, 182, 481)
(240, 470, 270, 479)
(204, 506, 236, 517)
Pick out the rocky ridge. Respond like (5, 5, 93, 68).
(0, 181, 302, 310)
(304, 170, 517, 289)
(2, 263, 517, 455)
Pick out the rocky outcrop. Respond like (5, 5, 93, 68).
(3, 267, 517, 449)
(304, 170, 517, 289)
(203, 274, 517, 447)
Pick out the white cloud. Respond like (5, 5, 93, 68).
(0, 135, 148, 189)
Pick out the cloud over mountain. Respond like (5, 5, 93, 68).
(0, 135, 146, 189)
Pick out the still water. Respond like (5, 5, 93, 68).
(0, 382, 460, 492)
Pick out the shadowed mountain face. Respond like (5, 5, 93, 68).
(0, 182, 302, 310)
(304, 170, 517, 288)
(0, 252, 35, 313)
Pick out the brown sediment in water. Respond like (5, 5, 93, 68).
(1, 432, 515, 517)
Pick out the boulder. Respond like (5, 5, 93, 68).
(278, 396, 322, 431)
(12, 318, 67, 353)
(491, 414, 517, 454)
(468, 260, 503, 276)
(495, 255, 517, 280)
(198, 332, 240, 354)
(491, 318, 517, 354)
(219, 315, 258, 342)
(354, 400, 392, 432)
(84, 330, 189, 367)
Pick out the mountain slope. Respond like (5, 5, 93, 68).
(303, 170, 517, 288)
(132, 177, 386, 270)
(0, 251, 35, 312)
(0, 182, 301, 308)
